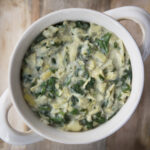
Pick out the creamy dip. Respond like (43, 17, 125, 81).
(21, 21, 132, 131)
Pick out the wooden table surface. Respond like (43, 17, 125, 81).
(0, 0, 150, 150)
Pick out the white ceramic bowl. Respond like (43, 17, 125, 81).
(0, 6, 150, 145)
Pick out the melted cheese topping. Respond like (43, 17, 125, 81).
(21, 21, 132, 131)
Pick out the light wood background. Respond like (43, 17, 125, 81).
(0, 0, 150, 150)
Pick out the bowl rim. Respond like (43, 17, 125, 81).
(9, 8, 144, 144)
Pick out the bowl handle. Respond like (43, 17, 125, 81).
(0, 89, 43, 145)
(104, 6, 150, 62)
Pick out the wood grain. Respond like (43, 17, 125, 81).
(0, 0, 150, 150)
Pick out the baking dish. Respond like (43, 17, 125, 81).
(0, 6, 150, 145)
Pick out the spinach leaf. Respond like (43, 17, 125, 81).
(88, 98, 92, 102)
(92, 112, 106, 124)
(47, 77, 58, 99)
(99, 74, 105, 81)
(22, 74, 32, 83)
(40, 82, 47, 95)
(80, 108, 88, 113)
(110, 78, 119, 84)
(71, 108, 79, 115)
(64, 113, 71, 123)
(70, 95, 79, 106)
(51, 41, 64, 47)
(36, 66, 41, 71)
(122, 68, 132, 81)
(85, 77, 96, 90)
(64, 52, 70, 64)
(49, 112, 71, 126)
(35, 77, 58, 98)
(76, 21, 90, 30)
(101, 100, 108, 108)
(38, 104, 51, 116)
(50, 68, 58, 73)
(51, 58, 56, 64)
(114, 41, 119, 49)
(71, 80, 85, 95)
(34, 33, 46, 44)
(122, 83, 131, 93)
(53, 22, 63, 27)
(117, 93, 122, 101)
(103, 68, 108, 75)
(77, 45, 82, 51)
(86, 122, 93, 129)
(49, 115, 64, 125)
(79, 119, 93, 129)
(81, 36, 93, 42)
(95, 33, 111, 54)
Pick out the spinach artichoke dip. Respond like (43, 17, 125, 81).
(21, 21, 132, 132)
